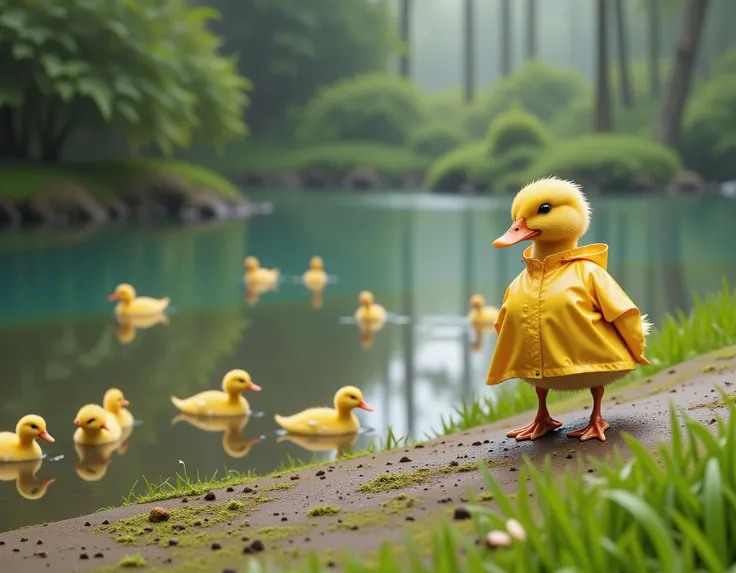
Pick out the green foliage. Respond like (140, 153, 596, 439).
(423, 142, 487, 191)
(524, 135, 683, 191)
(409, 123, 466, 159)
(472, 146, 542, 192)
(423, 88, 465, 123)
(439, 279, 736, 436)
(713, 48, 736, 75)
(680, 74, 736, 182)
(296, 74, 426, 146)
(0, 158, 239, 202)
(549, 95, 661, 139)
(209, 0, 396, 133)
(485, 105, 549, 158)
(464, 61, 590, 139)
(0, 0, 250, 161)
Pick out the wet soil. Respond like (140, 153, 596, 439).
(1, 348, 734, 573)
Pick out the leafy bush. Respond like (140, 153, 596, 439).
(409, 123, 466, 158)
(485, 105, 549, 157)
(296, 73, 426, 146)
(713, 48, 736, 75)
(524, 135, 684, 191)
(472, 146, 541, 192)
(423, 142, 487, 191)
(423, 88, 465, 123)
(464, 61, 589, 139)
(680, 74, 736, 182)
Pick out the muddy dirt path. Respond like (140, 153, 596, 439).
(2, 348, 734, 573)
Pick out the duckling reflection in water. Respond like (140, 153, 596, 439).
(358, 319, 385, 349)
(172, 413, 261, 458)
(74, 440, 124, 482)
(277, 432, 358, 460)
(113, 312, 169, 344)
(303, 256, 327, 308)
(0, 459, 56, 500)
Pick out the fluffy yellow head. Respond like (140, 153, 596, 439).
(494, 177, 591, 248)
(16, 414, 54, 443)
(359, 291, 374, 306)
(334, 386, 373, 412)
(244, 256, 260, 271)
(222, 369, 262, 394)
(470, 294, 485, 309)
(310, 256, 324, 270)
(103, 388, 130, 413)
(74, 404, 109, 431)
(109, 283, 136, 303)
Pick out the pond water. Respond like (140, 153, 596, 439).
(0, 190, 734, 532)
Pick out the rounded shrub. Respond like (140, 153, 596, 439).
(424, 142, 487, 191)
(464, 61, 589, 139)
(485, 106, 550, 158)
(714, 48, 736, 75)
(524, 135, 684, 191)
(424, 89, 465, 123)
(296, 73, 426, 146)
(680, 74, 736, 182)
(410, 123, 466, 158)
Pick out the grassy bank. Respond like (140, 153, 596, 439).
(119, 280, 736, 509)
(0, 158, 240, 202)
(269, 396, 736, 572)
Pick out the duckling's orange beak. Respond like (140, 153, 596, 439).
(100, 423, 109, 431)
(358, 401, 373, 412)
(74, 419, 81, 426)
(122, 399, 130, 407)
(494, 218, 540, 248)
(248, 383, 262, 392)
(108, 293, 120, 301)
(39, 430, 55, 443)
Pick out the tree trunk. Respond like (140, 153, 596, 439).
(526, 0, 537, 60)
(654, 0, 711, 146)
(463, 0, 475, 102)
(613, 0, 634, 108)
(500, 0, 512, 76)
(648, 0, 661, 98)
(594, 0, 613, 132)
(399, 0, 411, 78)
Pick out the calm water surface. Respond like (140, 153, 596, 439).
(0, 190, 734, 532)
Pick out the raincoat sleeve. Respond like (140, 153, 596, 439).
(589, 267, 650, 366)
(493, 287, 510, 334)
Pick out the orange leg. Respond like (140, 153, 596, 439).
(506, 387, 562, 441)
(567, 386, 610, 441)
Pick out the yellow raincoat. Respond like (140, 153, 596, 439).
(486, 243, 650, 386)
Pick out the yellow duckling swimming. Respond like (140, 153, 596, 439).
(0, 415, 55, 462)
(108, 283, 170, 317)
(0, 459, 56, 500)
(113, 312, 169, 344)
(488, 177, 651, 442)
(468, 294, 500, 327)
(171, 369, 262, 417)
(355, 291, 387, 324)
(103, 388, 134, 428)
(274, 386, 373, 436)
(172, 413, 261, 458)
(73, 404, 123, 446)
(244, 256, 280, 288)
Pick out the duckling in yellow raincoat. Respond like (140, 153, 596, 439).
(488, 177, 651, 442)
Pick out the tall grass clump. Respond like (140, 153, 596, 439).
(258, 396, 736, 572)
(439, 279, 736, 435)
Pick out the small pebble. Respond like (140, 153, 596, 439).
(509, 467, 518, 472)
(485, 530, 512, 549)
(250, 539, 264, 552)
(94, 552, 104, 558)
(204, 492, 216, 501)
(80, 553, 89, 559)
(315, 470, 325, 477)
(101, 520, 109, 525)
(226, 487, 234, 492)
(144, 527, 153, 533)
(36, 540, 43, 545)
(565, 454, 574, 460)
(399, 456, 411, 463)
(327, 561, 336, 568)
(211, 542, 222, 551)
(243, 487, 254, 494)
(453, 507, 472, 520)
(0, 541, 4, 545)
(405, 516, 415, 521)
(172, 524, 186, 531)
(414, 444, 424, 449)
(149, 507, 170, 523)
(281, 517, 288, 522)
(506, 519, 527, 541)
(448, 460, 459, 467)
(169, 538, 179, 546)
(34, 551, 47, 558)
(349, 525, 359, 531)
(12, 548, 19, 553)
(290, 474, 300, 480)
(20, 538, 27, 543)
(472, 441, 482, 446)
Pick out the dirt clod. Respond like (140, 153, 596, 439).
(291, 474, 300, 480)
(149, 507, 170, 523)
(80, 553, 89, 560)
(315, 470, 325, 477)
(34, 552, 47, 558)
(94, 552, 104, 558)
(251, 539, 264, 552)
(20, 538, 27, 542)
(204, 492, 216, 501)
(399, 456, 411, 463)
(168, 538, 179, 546)
(226, 487, 234, 492)
(211, 542, 222, 551)
(453, 507, 472, 520)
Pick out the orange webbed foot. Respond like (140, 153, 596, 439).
(506, 417, 562, 441)
(566, 416, 610, 442)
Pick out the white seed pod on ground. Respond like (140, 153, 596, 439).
(505, 518, 527, 541)
(484, 530, 513, 549)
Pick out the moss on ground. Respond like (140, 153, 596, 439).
(117, 554, 147, 568)
(357, 469, 435, 493)
(252, 525, 309, 542)
(261, 483, 295, 492)
(307, 505, 341, 517)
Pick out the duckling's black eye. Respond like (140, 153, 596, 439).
(30, 424, 38, 430)
(87, 418, 95, 425)
(348, 395, 358, 400)
(537, 203, 552, 215)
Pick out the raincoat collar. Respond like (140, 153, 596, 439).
(521, 243, 609, 272)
